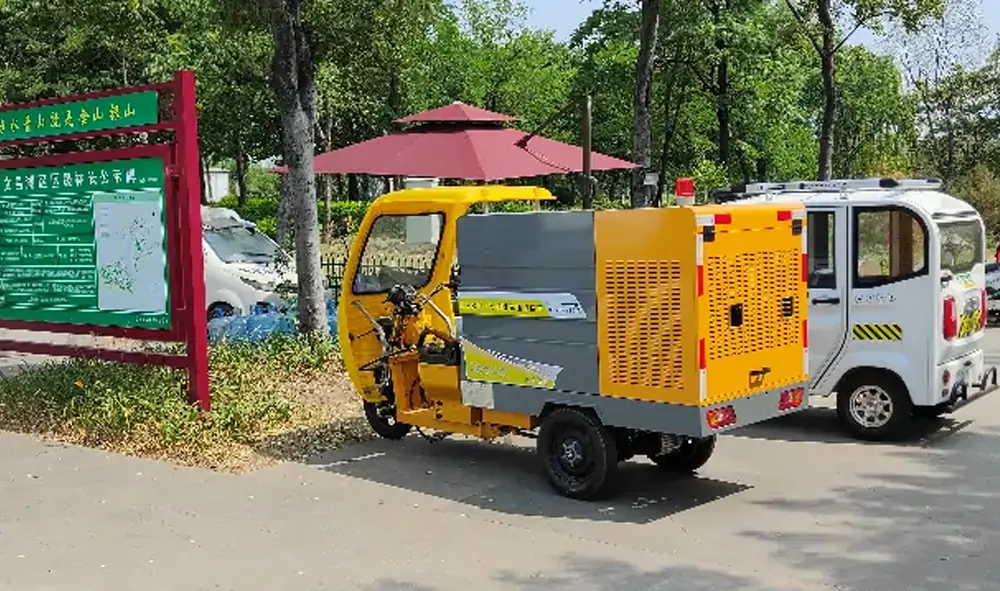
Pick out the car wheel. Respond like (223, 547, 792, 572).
(537, 407, 618, 501)
(363, 400, 412, 440)
(836, 371, 912, 441)
(647, 435, 717, 473)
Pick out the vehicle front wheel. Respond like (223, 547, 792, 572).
(537, 407, 618, 501)
(836, 371, 912, 441)
(363, 400, 412, 440)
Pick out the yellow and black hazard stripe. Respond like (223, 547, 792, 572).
(852, 323, 903, 341)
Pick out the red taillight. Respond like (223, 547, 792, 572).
(802, 319, 808, 348)
(778, 387, 805, 411)
(706, 405, 737, 430)
(801, 252, 808, 282)
(698, 338, 706, 370)
(944, 296, 958, 340)
(697, 265, 704, 296)
(714, 213, 732, 225)
(980, 289, 988, 330)
(777, 210, 792, 221)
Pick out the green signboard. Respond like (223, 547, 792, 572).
(0, 91, 159, 143)
(0, 157, 171, 329)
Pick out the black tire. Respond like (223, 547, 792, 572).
(647, 435, 716, 473)
(537, 407, 618, 501)
(836, 371, 912, 441)
(208, 302, 235, 323)
(363, 400, 412, 440)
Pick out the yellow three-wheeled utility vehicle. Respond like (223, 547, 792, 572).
(338, 185, 810, 500)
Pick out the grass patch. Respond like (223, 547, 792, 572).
(0, 335, 372, 471)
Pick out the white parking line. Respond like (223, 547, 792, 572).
(325, 452, 386, 467)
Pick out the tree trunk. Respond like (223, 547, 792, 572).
(655, 75, 682, 206)
(199, 154, 210, 205)
(630, 0, 660, 208)
(276, 174, 295, 247)
(323, 175, 333, 242)
(711, 1, 731, 169)
(322, 115, 334, 243)
(269, 0, 327, 334)
(817, 0, 837, 181)
(235, 144, 249, 207)
(348, 174, 360, 201)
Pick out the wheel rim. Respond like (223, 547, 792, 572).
(549, 427, 596, 487)
(848, 385, 894, 429)
(373, 402, 398, 427)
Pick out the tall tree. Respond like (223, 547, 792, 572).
(890, 0, 989, 179)
(783, 0, 943, 180)
(631, 0, 660, 207)
(218, 0, 327, 334)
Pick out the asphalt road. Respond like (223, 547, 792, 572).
(3, 332, 1000, 590)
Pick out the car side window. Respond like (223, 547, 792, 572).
(808, 211, 837, 289)
(853, 206, 928, 288)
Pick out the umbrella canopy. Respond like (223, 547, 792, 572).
(394, 101, 517, 125)
(271, 101, 637, 180)
(278, 126, 634, 180)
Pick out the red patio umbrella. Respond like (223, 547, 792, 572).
(272, 102, 637, 180)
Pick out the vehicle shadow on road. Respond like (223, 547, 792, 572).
(730, 406, 969, 445)
(302, 435, 750, 525)
(361, 553, 775, 591)
(737, 425, 1000, 591)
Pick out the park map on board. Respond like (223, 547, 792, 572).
(0, 157, 171, 329)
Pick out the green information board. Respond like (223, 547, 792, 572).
(0, 157, 171, 329)
(0, 91, 159, 143)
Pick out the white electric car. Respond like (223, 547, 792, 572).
(201, 206, 298, 320)
(715, 178, 999, 440)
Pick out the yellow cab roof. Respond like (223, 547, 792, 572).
(373, 185, 555, 209)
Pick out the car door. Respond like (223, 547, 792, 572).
(807, 208, 849, 389)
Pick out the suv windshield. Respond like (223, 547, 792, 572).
(938, 219, 984, 275)
(204, 225, 283, 264)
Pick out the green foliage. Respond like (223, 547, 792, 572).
(216, 195, 369, 239)
(0, 335, 346, 464)
(833, 46, 917, 177)
(947, 165, 1000, 239)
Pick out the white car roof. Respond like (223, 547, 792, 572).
(717, 179, 977, 218)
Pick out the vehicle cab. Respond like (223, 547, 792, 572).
(715, 178, 999, 440)
(201, 206, 298, 320)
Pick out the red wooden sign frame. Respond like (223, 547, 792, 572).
(0, 71, 210, 410)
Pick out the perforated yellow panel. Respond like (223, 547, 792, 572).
(604, 261, 685, 391)
(706, 248, 800, 361)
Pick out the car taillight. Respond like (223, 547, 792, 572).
(980, 289, 988, 330)
(706, 405, 736, 430)
(944, 296, 958, 340)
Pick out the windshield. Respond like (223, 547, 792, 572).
(352, 213, 442, 294)
(204, 225, 283, 264)
(938, 219, 984, 275)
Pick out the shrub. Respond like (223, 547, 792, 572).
(0, 335, 370, 470)
(213, 196, 371, 240)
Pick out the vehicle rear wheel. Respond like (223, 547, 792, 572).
(836, 371, 912, 441)
(363, 400, 412, 440)
(647, 435, 716, 473)
(537, 408, 618, 501)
